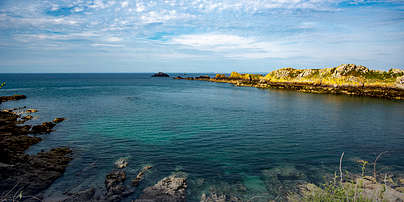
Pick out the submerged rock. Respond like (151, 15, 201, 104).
(132, 165, 153, 187)
(200, 193, 241, 202)
(62, 188, 97, 202)
(114, 157, 128, 169)
(138, 173, 187, 202)
(152, 72, 170, 77)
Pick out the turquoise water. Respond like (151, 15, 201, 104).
(1, 73, 404, 201)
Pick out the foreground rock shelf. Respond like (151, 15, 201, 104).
(0, 95, 72, 201)
(176, 64, 404, 100)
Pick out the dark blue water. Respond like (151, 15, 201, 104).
(1, 73, 403, 201)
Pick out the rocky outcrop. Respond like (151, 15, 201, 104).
(31, 121, 56, 134)
(0, 99, 72, 200)
(333, 64, 369, 77)
(137, 174, 187, 202)
(396, 75, 404, 89)
(0, 145, 72, 198)
(152, 72, 170, 77)
(104, 169, 134, 201)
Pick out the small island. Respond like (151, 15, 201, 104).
(176, 64, 404, 100)
(152, 72, 170, 77)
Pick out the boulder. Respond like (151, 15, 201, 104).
(138, 174, 187, 202)
(152, 72, 170, 77)
(389, 68, 404, 74)
(333, 64, 369, 77)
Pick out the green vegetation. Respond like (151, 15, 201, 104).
(216, 64, 404, 88)
(289, 153, 404, 202)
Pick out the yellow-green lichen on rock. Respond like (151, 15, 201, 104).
(229, 72, 242, 79)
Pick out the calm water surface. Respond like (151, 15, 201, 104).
(1, 73, 403, 201)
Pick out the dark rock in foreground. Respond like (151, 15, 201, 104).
(105, 169, 134, 201)
(0, 100, 72, 200)
(152, 72, 170, 77)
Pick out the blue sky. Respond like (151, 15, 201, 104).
(0, 0, 403, 73)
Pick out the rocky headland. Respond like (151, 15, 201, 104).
(176, 64, 404, 100)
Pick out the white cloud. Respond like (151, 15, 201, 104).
(92, 43, 124, 47)
(121, 1, 129, 8)
(105, 37, 122, 42)
(140, 10, 195, 23)
(170, 33, 299, 59)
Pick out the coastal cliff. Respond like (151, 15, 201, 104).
(177, 64, 404, 100)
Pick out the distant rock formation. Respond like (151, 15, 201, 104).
(152, 72, 170, 77)
(177, 64, 404, 100)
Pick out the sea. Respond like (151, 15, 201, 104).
(1, 73, 403, 201)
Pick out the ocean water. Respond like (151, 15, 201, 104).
(1, 73, 403, 201)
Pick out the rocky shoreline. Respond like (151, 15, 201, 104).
(175, 64, 404, 100)
(0, 95, 72, 201)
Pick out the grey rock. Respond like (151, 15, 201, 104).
(137, 174, 187, 202)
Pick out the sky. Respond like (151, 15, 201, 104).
(0, 0, 403, 73)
